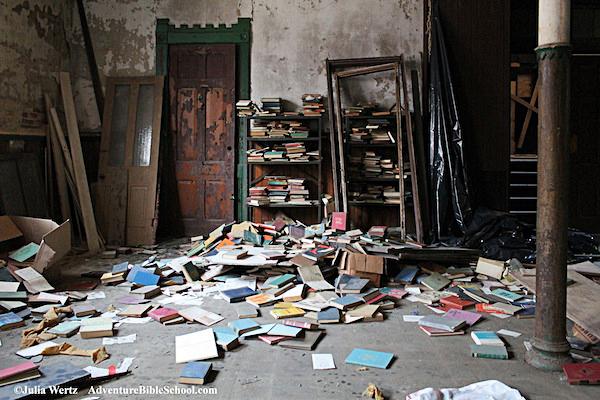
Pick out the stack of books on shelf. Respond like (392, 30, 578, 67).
(250, 119, 269, 137)
(259, 97, 282, 115)
(349, 151, 400, 179)
(247, 177, 314, 206)
(249, 120, 313, 139)
(236, 100, 256, 117)
(289, 121, 310, 139)
(301, 94, 325, 116)
(344, 103, 375, 117)
(349, 185, 403, 205)
(247, 144, 320, 163)
(366, 119, 394, 144)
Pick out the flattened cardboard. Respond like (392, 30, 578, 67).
(345, 253, 384, 275)
(0, 216, 23, 243)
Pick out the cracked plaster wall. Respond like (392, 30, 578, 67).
(69, 0, 422, 130)
(0, 0, 71, 130)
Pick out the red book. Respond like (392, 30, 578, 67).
(563, 363, 600, 384)
(475, 303, 510, 314)
(440, 296, 476, 310)
(0, 361, 39, 381)
(283, 319, 318, 330)
(366, 293, 387, 304)
(331, 212, 347, 231)
(149, 307, 179, 323)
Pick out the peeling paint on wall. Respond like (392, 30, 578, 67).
(66, 0, 421, 130)
(0, 0, 71, 130)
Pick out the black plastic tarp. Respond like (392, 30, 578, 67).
(428, 7, 472, 242)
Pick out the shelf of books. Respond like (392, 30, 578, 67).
(239, 95, 325, 224)
(342, 106, 414, 230)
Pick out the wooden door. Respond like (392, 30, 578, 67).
(569, 56, 600, 231)
(168, 44, 236, 235)
(96, 76, 164, 246)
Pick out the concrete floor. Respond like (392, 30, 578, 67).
(1, 247, 598, 400)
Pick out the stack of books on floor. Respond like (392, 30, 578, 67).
(260, 97, 282, 115)
(301, 94, 325, 116)
(247, 177, 314, 206)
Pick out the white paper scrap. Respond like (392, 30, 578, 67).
(103, 333, 137, 345)
(312, 354, 336, 370)
(497, 329, 521, 338)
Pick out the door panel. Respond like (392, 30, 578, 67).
(169, 44, 236, 235)
(96, 76, 164, 246)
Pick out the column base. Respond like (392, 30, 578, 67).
(526, 339, 572, 371)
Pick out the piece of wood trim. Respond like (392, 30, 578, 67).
(0, 128, 47, 137)
(517, 79, 540, 149)
(59, 72, 102, 253)
(44, 94, 71, 223)
(511, 94, 538, 113)
(335, 63, 398, 78)
(333, 75, 348, 212)
(325, 60, 340, 210)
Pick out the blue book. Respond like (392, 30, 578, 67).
(330, 295, 363, 310)
(228, 319, 260, 335)
(268, 274, 296, 288)
(179, 362, 212, 385)
(126, 266, 160, 286)
(220, 286, 258, 303)
(267, 324, 302, 337)
(491, 288, 523, 302)
(112, 261, 129, 274)
(213, 327, 239, 350)
(345, 348, 394, 369)
(395, 265, 419, 283)
(317, 307, 341, 323)
(0, 311, 24, 330)
(240, 323, 276, 338)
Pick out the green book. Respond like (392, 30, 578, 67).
(470, 344, 508, 360)
(268, 274, 296, 288)
(8, 242, 40, 263)
(243, 230, 262, 246)
(421, 272, 451, 291)
(0, 291, 28, 301)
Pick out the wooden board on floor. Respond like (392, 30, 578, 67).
(511, 269, 600, 339)
(59, 72, 102, 253)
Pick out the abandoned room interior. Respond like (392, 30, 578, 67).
(1, 0, 600, 399)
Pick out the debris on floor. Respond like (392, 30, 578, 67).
(1, 216, 600, 398)
(406, 379, 526, 400)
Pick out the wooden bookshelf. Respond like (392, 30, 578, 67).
(244, 115, 324, 223)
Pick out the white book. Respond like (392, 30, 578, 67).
(179, 307, 224, 326)
(175, 329, 218, 363)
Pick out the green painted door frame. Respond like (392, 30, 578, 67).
(156, 18, 251, 221)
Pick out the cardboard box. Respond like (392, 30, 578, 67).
(339, 252, 385, 286)
(3, 216, 71, 272)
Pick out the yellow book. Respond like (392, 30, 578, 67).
(270, 307, 305, 319)
(273, 302, 296, 309)
(245, 293, 275, 307)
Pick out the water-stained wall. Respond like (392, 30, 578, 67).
(68, 0, 422, 130)
(0, 0, 71, 130)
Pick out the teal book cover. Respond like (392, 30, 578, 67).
(345, 348, 394, 369)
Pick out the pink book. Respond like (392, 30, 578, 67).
(444, 309, 482, 326)
(331, 212, 347, 231)
(0, 361, 38, 380)
(148, 307, 179, 322)
(258, 335, 291, 345)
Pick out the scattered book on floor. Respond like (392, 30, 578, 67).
(179, 362, 212, 385)
(245, 293, 276, 307)
(270, 306, 305, 319)
(47, 321, 80, 338)
(279, 330, 324, 351)
(0, 361, 40, 387)
(418, 315, 467, 332)
(179, 307, 224, 326)
(419, 325, 465, 337)
(130, 285, 161, 299)
(0, 312, 25, 331)
(175, 329, 219, 363)
(345, 348, 394, 369)
(79, 317, 114, 339)
(234, 302, 259, 318)
(471, 331, 505, 346)
(470, 344, 509, 360)
(220, 286, 258, 303)
(228, 319, 260, 335)
(267, 324, 302, 337)
(330, 295, 363, 311)
(149, 307, 180, 323)
(213, 327, 240, 351)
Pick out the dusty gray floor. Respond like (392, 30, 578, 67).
(1, 249, 598, 400)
